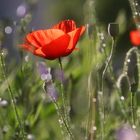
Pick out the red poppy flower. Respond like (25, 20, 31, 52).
(21, 20, 86, 60)
(130, 30, 140, 46)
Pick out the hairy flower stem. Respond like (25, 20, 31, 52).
(58, 58, 68, 119)
(0, 54, 25, 139)
(128, 0, 140, 28)
(123, 47, 139, 125)
(100, 37, 116, 140)
(58, 58, 74, 140)
(44, 82, 74, 140)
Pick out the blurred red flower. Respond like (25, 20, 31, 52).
(130, 30, 140, 46)
(21, 20, 85, 60)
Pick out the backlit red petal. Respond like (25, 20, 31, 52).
(20, 44, 35, 53)
(80, 26, 86, 36)
(130, 30, 140, 46)
(52, 20, 77, 33)
(34, 48, 46, 58)
(26, 33, 41, 48)
(41, 34, 70, 59)
(63, 26, 85, 56)
(31, 29, 65, 47)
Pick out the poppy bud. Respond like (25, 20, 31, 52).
(108, 23, 119, 38)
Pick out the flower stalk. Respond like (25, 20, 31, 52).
(100, 36, 116, 139)
(0, 51, 25, 139)
(43, 81, 74, 140)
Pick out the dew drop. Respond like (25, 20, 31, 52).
(1, 49, 8, 57)
(135, 12, 138, 16)
(5, 26, 12, 34)
(120, 96, 125, 101)
(132, 125, 136, 129)
(135, 2, 138, 6)
(92, 126, 97, 131)
(127, 59, 131, 63)
(58, 119, 63, 125)
(0, 100, 8, 107)
(25, 55, 29, 62)
(102, 43, 106, 47)
(27, 134, 35, 140)
(92, 98, 96, 102)
(98, 91, 103, 95)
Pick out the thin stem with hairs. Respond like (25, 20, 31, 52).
(100, 37, 116, 140)
(0, 52, 25, 139)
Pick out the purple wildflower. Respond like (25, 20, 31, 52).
(116, 125, 138, 140)
(37, 61, 58, 101)
(45, 82, 58, 101)
(37, 62, 52, 82)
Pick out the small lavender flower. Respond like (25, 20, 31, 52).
(37, 62, 58, 101)
(44, 81, 58, 101)
(37, 62, 52, 82)
(116, 125, 138, 140)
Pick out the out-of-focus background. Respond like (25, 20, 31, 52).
(0, 0, 139, 140)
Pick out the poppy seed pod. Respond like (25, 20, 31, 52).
(108, 23, 119, 38)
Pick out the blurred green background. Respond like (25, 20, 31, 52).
(0, 0, 139, 140)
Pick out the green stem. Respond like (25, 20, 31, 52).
(44, 82, 74, 140)
(100, 37, 115, 139)
(58, 58, 68, 119)
(0, 53, 25, 139)
(122, 47, 138, 126)
(58, 58, 74, 140)
(128, 0, 140, 28)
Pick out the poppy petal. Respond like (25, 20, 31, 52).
(63, 26, 85, 56)
(31, 29, 65, 47)
(130, 30, 140, 46)
(52, 20, 77, 33)
(80, 26, 86, 36)
(26, 33, 41, 48)
(41, 34, 70, 60)
(34, 48, 46, 58)
(20, 44, 35, 53)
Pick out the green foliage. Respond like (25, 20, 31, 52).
(0, 0, 140, 140)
